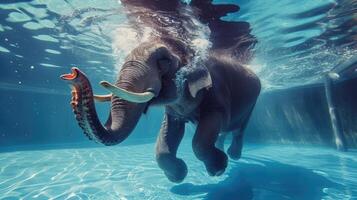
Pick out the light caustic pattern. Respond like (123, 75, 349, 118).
(0, 141, 356, 200)
(239, 0, 357, 90)
(1, 0, 356, 91)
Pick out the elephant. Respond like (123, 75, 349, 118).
(61, 39, 261, 183)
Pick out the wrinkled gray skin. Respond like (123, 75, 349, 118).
(94, 40, 260, 183)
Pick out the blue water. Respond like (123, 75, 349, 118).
(0, 0, 357, 199)
(0, 0, 356, 91)
(1, 141, 356, 199)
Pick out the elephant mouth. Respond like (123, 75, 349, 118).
(61, 67, 79, 81)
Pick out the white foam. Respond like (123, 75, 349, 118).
(110, 5, 212, 74)
(189, 15, 211, 62)
(111, 26, 153, 71)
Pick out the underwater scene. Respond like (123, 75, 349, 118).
(0, 0, 356, 199)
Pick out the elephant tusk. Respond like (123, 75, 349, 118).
(93, 94, 112, 102)
(99, 81, 155, 103)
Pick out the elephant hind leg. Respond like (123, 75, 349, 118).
(227, 106, 255, 160)
(156, 112, 187, 183)
(227, 129, 243, 160)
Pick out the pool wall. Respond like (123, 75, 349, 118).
(245, 76, 357, 149)
(1, 76, 356, 149)
(0, 88, 163, 146)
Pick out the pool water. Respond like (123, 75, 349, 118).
(1, 0, 357, 199)
(1, 141, 356, 199)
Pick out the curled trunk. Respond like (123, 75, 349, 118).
(62, 68, 146, 146)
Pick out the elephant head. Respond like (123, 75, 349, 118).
(61, 42, 212, 145)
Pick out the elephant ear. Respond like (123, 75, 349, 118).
(186, 65, 212, 98)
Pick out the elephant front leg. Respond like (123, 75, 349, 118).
(193, 112, 228, 176)
(215, 133, 227, 151)
(156, 112, 187, 183)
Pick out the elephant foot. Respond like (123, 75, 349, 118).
(157, 154, 188, 183)
(203, 149, 228, 176)
(227, 145, 242, 160)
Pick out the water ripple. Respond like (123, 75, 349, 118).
(241, 0, 357, 90)
(1, 0, 356, 91)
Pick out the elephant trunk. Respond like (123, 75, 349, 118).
(61, 67, 148, 146)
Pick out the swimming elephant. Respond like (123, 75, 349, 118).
(61, 40, 261, 183)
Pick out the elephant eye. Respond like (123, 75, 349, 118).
(158, 59, 171, 74)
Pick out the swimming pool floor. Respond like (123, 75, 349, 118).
(0, 141, 356, 200)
